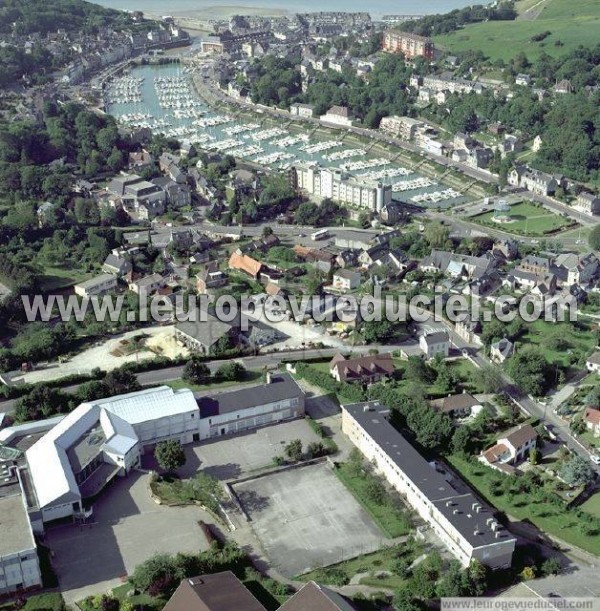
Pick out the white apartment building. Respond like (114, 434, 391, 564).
(379, 116, 424, 141)
(74, 273, 118, 298)
(342, 402, 516, 569)
(293, 163, 392, 212)
(290, 103, 315, 118)
(0, 494, 42, 595)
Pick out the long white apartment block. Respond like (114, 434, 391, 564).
(341, 401, 516, 569)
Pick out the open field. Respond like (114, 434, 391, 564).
(434, 0, 600, 61)
(468, 201, 574, 236)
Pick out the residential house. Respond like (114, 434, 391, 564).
(159, 152, 186, 184)
(508, 165, 557, 196)
(431, 393, 482, 419)
(555, 252, 598, 285)
(554, 79, 573, 95)
(379, 116, 424, 141)
(420, 250, 496, 281)
(490, 338, 514, 363)
(229, 251, 264, 280)
(576, 192, 600, 216)
(454, 315, 483, 346)
(330, 353, 395, 384)
(515, 74, 531, 86)
(289, 103, 315, 118)
(419, 331, 450, 359)
(493, 239, 518, 261)
(320, 105, 353, 127)
(586, 352, 600, 373)
(196, 262, 228, 294)
(74, 274, 118, 298)
(331, 270, 362, 292)
(480, 424, 537, 472)
(102, 254, 132, 277)
(584, 407, 600, 437)
(163, 572, 266, 611)
(128, 273, 165, 295)
(518, 255, 553, 276)
(532, 135, 543, 152)
(279, 582, 358, 611)
(152, 177, 192, 208)
(128, 149, 154, 171)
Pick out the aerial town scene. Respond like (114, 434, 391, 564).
(0, 0, 600, 609)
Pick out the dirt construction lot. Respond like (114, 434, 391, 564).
(233, 462, 387, 577)
(45, 472, 211, 606)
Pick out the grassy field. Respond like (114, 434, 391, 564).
(0, 593, 66, 610)
(38, 265, 93, 292)
(520, 320, 596, 370)
(434, 0, 600, 61)
(448, 454, 600, 556)
(581, 491, 600, 520)
(469, 201, 573, 236)
(334, 462, 412, 539)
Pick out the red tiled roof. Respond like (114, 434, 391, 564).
(229, 252, 263, 277)
(584, 407, 600, 426)
(482, 443, 509, 464)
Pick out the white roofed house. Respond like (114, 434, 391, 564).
(479, 424, 538, 474)
(331, 269, 362, 292)
(24, 386, 200, 529)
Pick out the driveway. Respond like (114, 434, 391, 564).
(45, 472, 211, 606)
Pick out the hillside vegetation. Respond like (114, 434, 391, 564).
(433, 0, 600, 61)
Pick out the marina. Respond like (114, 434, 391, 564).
(106, 63, 468, 209)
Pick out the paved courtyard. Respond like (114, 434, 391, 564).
(233, 462, 388, 577)
(178, 419, 322, 481)
(45, 472, 211, 606)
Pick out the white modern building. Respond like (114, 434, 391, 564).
(25, 386, 200, 528)
(23, 375, 305, 530)
(0, 494, 42, 594)
(292, 163, 392, 212)
(342, 402, 516, 569)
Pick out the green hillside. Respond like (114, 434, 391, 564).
(433, 0, 600, 61)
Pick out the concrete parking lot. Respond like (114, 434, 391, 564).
(45, 472, 211, 605)
(178, 419, 322, 481)
(233, 462, 387, 577)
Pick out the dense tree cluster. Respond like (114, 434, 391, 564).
(0, 0, 131, 35)
(0, 101, 127, 202)
(249, 56, 302, 108)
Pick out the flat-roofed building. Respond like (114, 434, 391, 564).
(379, 116, 424, 141)
(25, 386, 200, 527)
(74, 273, 118, 298)
(292, 163, 391, 212)
(0, 494, 42, 594)
(341, 401, 516, 569)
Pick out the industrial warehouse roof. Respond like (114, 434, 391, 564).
(198, 373, 303, 419)
(26, 387, 198, 510)
(342, 402, 515, 548)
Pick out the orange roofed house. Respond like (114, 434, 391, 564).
(330, 353, 395, 384)
(229, 251, 264, 280)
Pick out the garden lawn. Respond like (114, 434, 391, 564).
(581, 491, 600, 520)
(447, 454, 600, 556)
(520, 320, 596, 370)
(0, 593, 66, 610)
(334, 462, 412, 538)
(468, 201, 573, 236)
